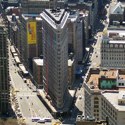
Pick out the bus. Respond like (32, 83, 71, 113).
(10, 45, 16, 56)
(14, 56, 21, 66)
(44, 117, 52, 122)
(19, 64, 29, 77)
(37, 119, 45, 123)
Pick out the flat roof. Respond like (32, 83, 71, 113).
(22, 14, 42, 21)
(102, 92, 125, 111)
(85, 68, 125, 90)
(108, 29, 125, 34)
(33, 58, 43, 66)
(87, 74, 99, 89)
(87, 69, 117, 89)
(40, 9, 69, 30)
(100, 70, 117, 79)
(109, 40, 125, 44)
(118, 91, 125, 100)
(119, 74, 125, 80)
(68, 59, 74, 66)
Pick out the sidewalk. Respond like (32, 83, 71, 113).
(37, 89, 75, 118)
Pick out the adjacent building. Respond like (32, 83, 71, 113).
(20, 0, 58, 14)
(109, 2, 125, 24)
(67, 0, 98, 33)
(76, 115, 108, 125)
(1, 0, 19, 9)
(100, 30, 125, 69)
(68, 10, 85, 66)
(40, 9, 69, 111)
(84, 68, 125, 125)
(33, 58, 43, 88)
(20, 14, 42, 69)
(7, 14, 22, 56)
(0, 17, 10, 116)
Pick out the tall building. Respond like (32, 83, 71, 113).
(84, 68, 125, 125)
(20, 0, 58, 14)
(0, 17, 10, 116)
(67, 0, 98, 33)
(41, 9, 69, 111)
(100, 30, 125, 69)
(7, 14, 22, 57)
(68, 10, 84, 64)
(20, 14, 42, 69)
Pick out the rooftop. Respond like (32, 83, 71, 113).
(85, 68, 125, 90)
(68, 10, 78, 22)
(40, 9, 69, 30)
(68, 59, 74, 66)
(102, 30, 125, 43)
(102, 91, 125, 111)
(33, 58, 43, 66)
(22, 14, 42, 21)
(110, 2, 124, 14)
(118, 91, 125, 100)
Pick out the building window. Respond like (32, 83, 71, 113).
(119, 83, 122, 86)
(94, 105, 99, 108)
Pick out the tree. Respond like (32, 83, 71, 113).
(0, 118, 26, 125)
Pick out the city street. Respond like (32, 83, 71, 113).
(91, 32, 102, 68)
(8, 41, 53, 125)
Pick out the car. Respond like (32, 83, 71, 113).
(80, 83, 83, 87)
(17, 113, 22, 117)
(79, 95, 82, 99)
(17, 108, 20, 111)
(27, 96, 29, 99)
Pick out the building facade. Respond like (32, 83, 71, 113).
(100, 30, 125, 69)
(20, 14, 42, 69)
(109, 2, 125, 24)
(76, 115, 108, 125)
(20, 0, 58, 14)
(41, 9, 69, 111)
(0, 18, 10, 116)
(68, 10, 84, 65)
(33, 58, 43, 88)
(67, 0, 98, 33)
(7, 14, 22, 57)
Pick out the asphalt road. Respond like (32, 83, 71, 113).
(91, 32, 102, 68)
(8, 42, 53, 125)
